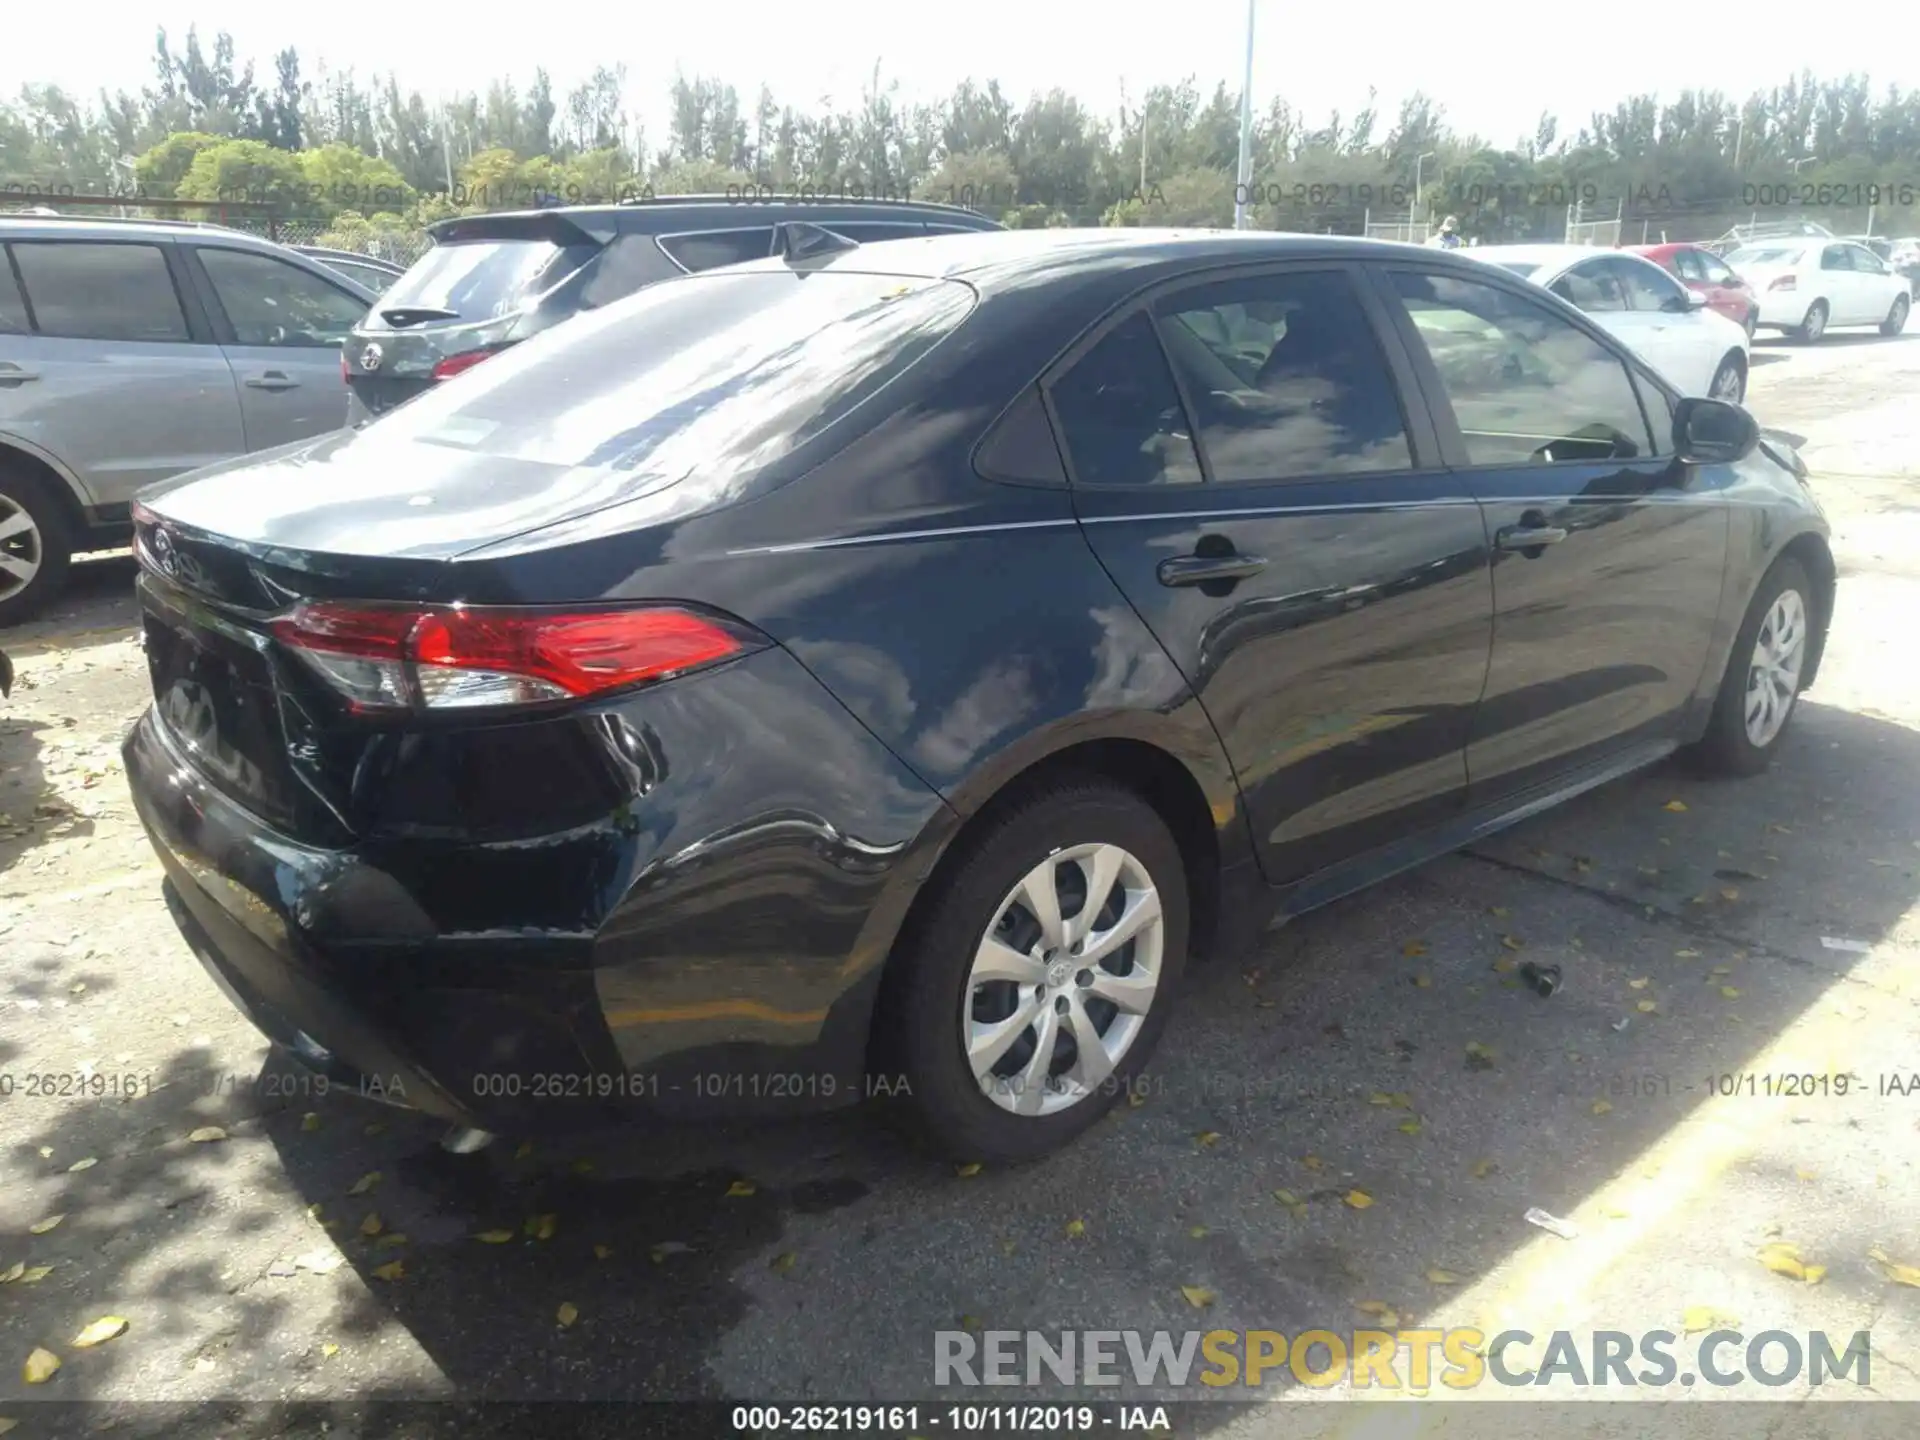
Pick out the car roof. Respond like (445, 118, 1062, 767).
(427, 195, 1002, 242)
(715, 226, 1544, 296)
(1469, 243, 1626, 270)
(0, 213, 287, 246)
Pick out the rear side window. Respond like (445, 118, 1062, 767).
(657, 228, 776, 272)
(363, 270, 977, 481)
(377, 238, 597, 323)
(0, 256, 27, 333)
(1671, 249, 1705, 283)
(1048, 312, 1204, 488)
(196, 248, 368, 347)
(9, 242, 189, 342)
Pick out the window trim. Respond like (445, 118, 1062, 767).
(5, 237, 201, 345)
(185, 244, 371, 349)
(1367, 260, 1670, 473)
(1037, 259, 1441, 492)
(652, 225, 779, 275)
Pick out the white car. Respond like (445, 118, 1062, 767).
(1726, 237, 1911, 342)
(1470, 244, 1751, 401)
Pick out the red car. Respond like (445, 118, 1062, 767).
(1627, 243, 1759, 338)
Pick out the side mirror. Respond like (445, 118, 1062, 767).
(1686, 289, 1708, 308)
(1673, 396, 1759, 466)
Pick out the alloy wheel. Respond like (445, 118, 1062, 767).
(1711, 359, 1745, 402)
(1744, 588, 1807, 749)
(1803, 303, 1828, 341)
(963, 842, 1164, 1118)
(0, 494, 44, 602)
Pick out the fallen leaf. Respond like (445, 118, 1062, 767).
(187, 1127, 227, 1144)
(1369, 1092, 1411, 1108)
(371, 1260, 405, 1281)
(0, 1265, 23, 1284)
(347, 1172, 381, 1196)
(1682, 1306, 1739, 1334)
(1758, 1242, 1807, 1280)
(1794, 1167, 1817, 1182)
(1195, 1131, 1222, 1148)
(0, 1419, 19, 1435)
(1804, 1265, 1828, 1285)
(593, 1245, 612, 1260)
(71, 1317, 127, 1349)
(1402, 941, 1428, 957)
(1591, 1100, 1613, 1115)
(1189, 1226, 1209, 1239)
(1489, 956, 1516, 974)
(650, 1241, 694, 1261)
(1127, 1090, 1146, 1107)
(531, 1214, 557, 1241)
(1637, 1000, 1659, 1014)
(359, 1213, 383, 1238)
(1301, 1154, 1325, 1171)
(1465, 1042, 1496, 1070)
(18, 1267, 54, 1285)
(1664, 800, 1689, 812)
(1355, 1300, 1400, 1326)
(1721, 987, 1742, 999)
(1501, 935, 1523, 951)
(1470, 1159, 1496, 1179)
(1573, 856, 1593, 873)
(67, 1157, 97, 1172)
(1628, 977, 1650, 990)
(305, 1204, 323, 1223)
(725, 1180, 756, 1197)
(959, 1314, 982, 1330)
(1345, 1189, 1375, 1209)
(512, 1141, 532, 1160)
(1000, 1240, 1018, 1256)
(556, 1302, 579, 1328)
(1720, 888, 1740, 902)
(22, 1349, 59, 1385)
(1065, 1219, 1087, 1238)
(1398, 1119, 1422, 1135)
(28, 1216, 63, 1236)
(955, 1163, 983, 1178)
(1181, 1285, 1216, 1309)
(770, 1252, 798, 1273)
(300, 1113, 321, 1132)
(374, 1233, 407, 1250)
(321, 1343, 340, 1358)
(1711, 964, 1734, 976)
(35, 1148, 51, 1159)
(1412, 974, 1432, 988)
(1676, 949, 1701, 958)
(1876, 1255, 1920, 1287)
(1273, 1188, 1302, 1207)
(1600, 1205, 1630, 1220)
(473, 1230, 515, 1244)
(1426, 1268, 1464, 1285)
(1489, 906, 1510, 918)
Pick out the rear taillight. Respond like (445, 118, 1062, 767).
(269, 602, 762, 713)
(340, 351, 350, 383)
(431, 348, 501, 381)
(1769, 275, 1797, 292)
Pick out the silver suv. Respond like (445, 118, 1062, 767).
(0, 215, 376, 624)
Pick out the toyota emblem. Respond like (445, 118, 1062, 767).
(360, 342, 385, 371)
(149, 525, 178, 577)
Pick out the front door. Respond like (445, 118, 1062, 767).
(1047, 264, 1494, 887)
(190, 246, 368, 451)
(1374, 265, 1729, 804)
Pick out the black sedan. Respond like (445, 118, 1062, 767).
(122, 229, 1833, 1164)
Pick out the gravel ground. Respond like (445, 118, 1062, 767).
(2, 331, 1918, 1435)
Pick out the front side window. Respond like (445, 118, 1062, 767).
(1154, 270, 1412, 481)
(1671, 249, 1705, 283)
(1615, 257, 1688, 312)
(1697, 251, 1737, 285)
(198, 249, 368, 347)
(8, 242, 189, 342)
(1389, 269, 1655, 466)
(1048, 312, 1203, 487)
(1551, 260, 1627, 312)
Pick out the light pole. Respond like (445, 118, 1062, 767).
(1415, 151, 1436, 220)
(1233, 0, 1255, 230)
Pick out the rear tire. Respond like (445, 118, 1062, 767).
(1743, 308, 1758, 342)
(1792, 300, 1829, 344)
(1881, 293, 1911, 337)
(1688, 556, 1814, 778)
(885, 778, 1190, 1165)
(1709, 353, 1746, 404)
(0, 465, 73, 629)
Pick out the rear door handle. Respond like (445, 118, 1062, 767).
(244, 372, 299, 391)
(1496, 524, 1568, 552)
(1157, 553, 1269, 587)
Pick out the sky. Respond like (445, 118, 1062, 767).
(5, 1, 1910, 154)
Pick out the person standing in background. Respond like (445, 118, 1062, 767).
(1428, 215, 1463, 249)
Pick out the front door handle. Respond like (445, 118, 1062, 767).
(244, 372, 299, 391)
(1496, 521, 1568, 552)
(1157, 552, 1269, 587)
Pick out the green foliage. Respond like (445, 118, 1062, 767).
(131, 131, 224, 196)
(174, 138, 306, 206)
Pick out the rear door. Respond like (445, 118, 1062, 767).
(1816, 244, 1867, 324)
(1052, 263, 1494, 887)
(1374, 263, 1729, 804)
(186, 245, 368, 450)
(0, 238, 244, 508)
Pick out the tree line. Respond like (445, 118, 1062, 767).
(3, 29, 1917, 242)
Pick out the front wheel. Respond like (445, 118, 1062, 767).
(1709, 353, 1746, 404)
(1793, 300, 1829, 344)
(1881, 293, 1911, 337)
(0, 468, 73, 629)
(1689, 556, 1814, 777)
(884, 779, 1190, 1164)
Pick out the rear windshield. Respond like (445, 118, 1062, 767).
(1727, 245, 1804, 266)
(362, 269, 978, 479)
(374, 237, 599, 323)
